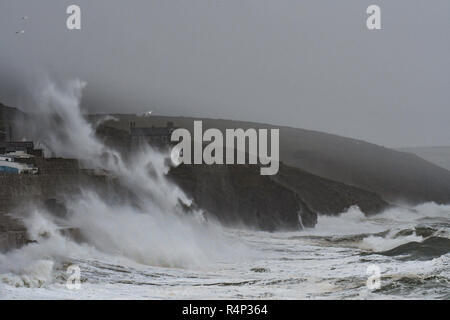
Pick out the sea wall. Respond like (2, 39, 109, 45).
(0, 158, 107, 252)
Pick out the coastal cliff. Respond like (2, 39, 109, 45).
(97, 114, 450, 204)
(168, 162, 389, 231)
(169, 164, 315, 231)
(0, 156, 389, 252)
(0, 103, 391, 252)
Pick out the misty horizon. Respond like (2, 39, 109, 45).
(1, 1, 450, 302)
(1, 0, 449, 148)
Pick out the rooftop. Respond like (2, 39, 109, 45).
(130, 127, 174, 137)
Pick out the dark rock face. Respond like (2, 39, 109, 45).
(0, 214, 29, 252)
(375, 237, 450, 261)
(43, 198, 68, 218)
(272, 164, 389, 216)
(95, 122, 390, 229)
(168, 162, 389, 231)
(95, 124, 131, 154)
(0, 153, 388, 245)
(169, 164, 316, 231)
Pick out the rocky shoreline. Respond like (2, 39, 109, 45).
(1, 102, 444, 252)
(169, 162, 389, 231)
(0, 152, 390, 252)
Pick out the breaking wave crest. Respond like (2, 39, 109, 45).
(0, 79, 448, 297)
(0, 79, 249, 287)
(305, 203, 450, 260)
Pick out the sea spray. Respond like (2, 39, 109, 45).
(2, 79, 448, 298)
(0, 79, 250, 286)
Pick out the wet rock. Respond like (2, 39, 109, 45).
(377, 237, 450, 260)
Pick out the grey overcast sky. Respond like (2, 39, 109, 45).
(0, 0, 449, 148)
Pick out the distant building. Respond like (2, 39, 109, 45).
(0, 154, 38, 174)
(130, 121, 177, 147)
(0, 141, 34, 153)
(0, 106, 42, 171)
(0, 141, 43, 158)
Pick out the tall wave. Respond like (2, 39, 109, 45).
(0, 79, 249, 287)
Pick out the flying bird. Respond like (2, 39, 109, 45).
(22, 16, 28, 20)
(15, 30, 25, 35)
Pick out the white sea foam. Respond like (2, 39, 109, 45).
(359, 234, 424, 252)
(306, 202, 450, 237)
(0, 79, 250, 288)
(0, 79, 449, 299)
(303, 205, 386, 236)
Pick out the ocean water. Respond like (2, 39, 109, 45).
(1, 79, 449, 299)
(0, 203, 449, 300)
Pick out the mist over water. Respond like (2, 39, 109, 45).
(0, 79, 249, 284)
(0, 80, 449, 299)
(2, 200, 448, 299)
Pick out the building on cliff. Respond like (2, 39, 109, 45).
(0, 141, 42, 157)
(129, 121, 177, 148)
(0, 114, 43, 158)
